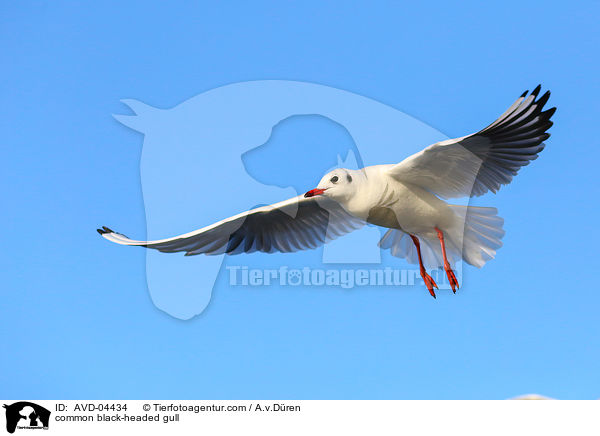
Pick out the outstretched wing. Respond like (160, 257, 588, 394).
(387, 85, 556, 198)
(98, 195, 364, 256)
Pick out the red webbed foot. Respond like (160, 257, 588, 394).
(420, 270, 439, 298)
(444, 264, 459, 293)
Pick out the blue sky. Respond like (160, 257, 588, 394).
(1, 1, 599, 399)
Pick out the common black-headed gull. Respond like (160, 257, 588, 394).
(99, 86, 555, 298)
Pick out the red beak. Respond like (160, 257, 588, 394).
(304, 188, 327, 198)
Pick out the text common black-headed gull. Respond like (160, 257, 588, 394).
(99, 86, 555, 298)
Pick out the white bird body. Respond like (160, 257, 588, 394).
(99, 86, 555, 297)
(339, 165, 456, 233)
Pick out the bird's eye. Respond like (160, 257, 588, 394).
(330, 176, 339, 183)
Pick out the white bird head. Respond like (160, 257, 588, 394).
(304, 168, 356, 202)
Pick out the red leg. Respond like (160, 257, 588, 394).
(410, 234, 438, 298)
(435, 227, 459, 293)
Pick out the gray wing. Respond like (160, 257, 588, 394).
(98, 195, 364, 256)
(387, 85, 556, 198)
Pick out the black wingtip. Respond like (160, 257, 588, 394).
(544, 106, 557, 119)
(97, 226, 114, 235)
(532, 84, 542, 97)
(535, 90, 551, 107)
(520, 90, 528, 98)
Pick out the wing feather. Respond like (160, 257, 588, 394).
(387, 86, 555, 198)
(98, 195, 364, 256)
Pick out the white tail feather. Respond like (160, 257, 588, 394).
(378, 205, 504, 269)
